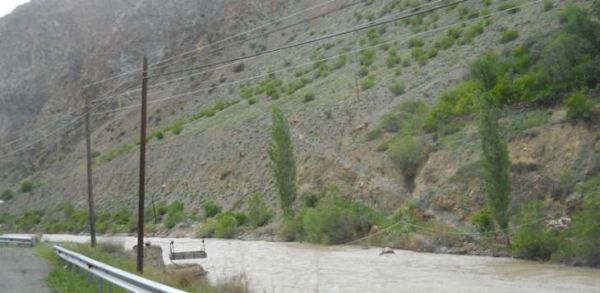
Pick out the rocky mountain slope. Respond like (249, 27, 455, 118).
(0, 0, 598, 251)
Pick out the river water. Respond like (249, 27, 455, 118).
(40, 234, 600, 293)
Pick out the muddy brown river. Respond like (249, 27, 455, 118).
(40, 234, 600, 292)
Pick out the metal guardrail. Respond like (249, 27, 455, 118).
(0, 235, 35, 247)
(54, 245, 186, 293)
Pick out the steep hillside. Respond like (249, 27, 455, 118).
(0, 0, 598, 264)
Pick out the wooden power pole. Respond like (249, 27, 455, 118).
(84, 93, 97, 248)
(137, 56, 149, 273)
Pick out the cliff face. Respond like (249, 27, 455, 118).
(0, 0, 597, 229)
(0, 0, 291, 181)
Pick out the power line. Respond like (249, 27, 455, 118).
(149, 0, 369, 73)
(92, 1, 497, 116)
(90, 0, 448, 106)
(149, 0, 466, 79)
(82, 0, 346, 89)
(0, 79, 136, 152)
(150, 0, 354, 69)
(0, 81, 135, 160)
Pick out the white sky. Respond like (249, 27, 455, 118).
(0, 0, 30, 18)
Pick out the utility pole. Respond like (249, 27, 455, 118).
(137, 56, 148, 274)
(84, 92, 97, 248)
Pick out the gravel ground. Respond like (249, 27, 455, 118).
(0, 247, 49, 293)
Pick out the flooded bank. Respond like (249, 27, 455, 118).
(41, 234, 600, 292)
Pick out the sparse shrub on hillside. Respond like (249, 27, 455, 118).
(498, 1, 519, 14)
(554, 176, 600, 267)
(196, 218, 217, 237)
(302, 192, 319, 208)
(560, 5, 600, 47)
(170, 120, 184, 135)
(303, 92, 315, 103)
(20, 180, 36, 193)
(302, 192, 380, 244)
(408, 37, 424, 48)
(565, 90, 593, 120)
(543, 0, 553, 11)
(232, 63, 245, 73)
(411, 47, 428, 65)
(248, 193, 271, 228)
(153, 130, 164, 140)
(512, 201, 561, 260)
(1, 190, 14, 201)
(388, 80, 406, 95)
(333, 54, 347, 69)
(215, 213, 237, 238)
(203, 200, 222, 218)
(470, 207, 493, 232)
(358, 66, 369, 77)
(424, 81, 481, 132)
(537, 32, 594, 95)
(470, 52, 500, 90)
(278, 213, 305, 241)
(165, 200, 186, 229)
(460, 22, 485, 44)
(239, 86, 253, 100)
(286, 78, 308, 95)
(387, 135, 426, 186)
(15, 210, 44, 231)
(360, 48, 376, 66)
(500, 29, 519, 43)
(361, 74, 376, 90)
(386, 50, 401, 68)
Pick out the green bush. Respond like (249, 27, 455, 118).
(498, 1, 519, 14)
(554, 176, 600, 266)
(215, 214, 237, 238)
(512, 201, 561, 260)
(500, 29, 519, 43)
(20, 180, 36, 193)
(1, 190, 14, 201)
(303, 92, 315, 103)
(302, 195, 379, 244)
(361, 74, 376, 90)
(164, 200, 186, 229)
(407, 37, 424, 48)
(565, 90, 593, 120)
(196, 219, 217, 237)
(248, 193, 271, 228)
(358, 66, 369, 77)
(232, 212, 247, 226)
(388, 80, 406, 95)
(302, 192, 319, 208)
(333, 55, 347, 69)
(278, 213, 305, 241)
(424, 81, 481, 131)
(387, 136, 426, 184)
(15, 210, 44, 231)
(170, 120, 184, 135)
(470, 52, 500, 90)
(202, 200, 222, 218)
(470, 207, 493, 232)
(543, 0, 553, 11)
(360, 48, 376, 66)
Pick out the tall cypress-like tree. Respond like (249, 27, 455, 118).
(478, 93, 511, 230)
(268, 107, 297, 217)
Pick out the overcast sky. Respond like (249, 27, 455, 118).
(0, 0, 30, 18)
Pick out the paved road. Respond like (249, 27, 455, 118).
(0, 247, 49, 293)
